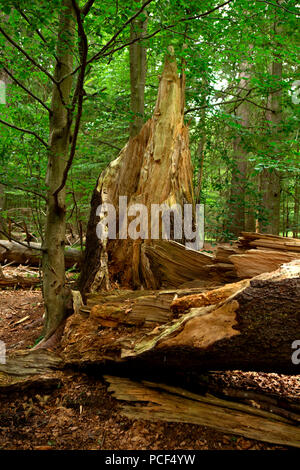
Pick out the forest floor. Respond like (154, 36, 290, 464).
(0, 287, 298, 451)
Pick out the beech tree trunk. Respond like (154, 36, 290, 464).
(80, 48, 195, 294)
(42, 0, 75, 339)
(228, 58, 252, 237)
(259, 23, 282, 235)
(195, 77, 207, 203)
(294, 174, 299, 238)
(129, 8, 147, 137)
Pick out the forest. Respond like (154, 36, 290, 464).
(0, 0, 299, 453)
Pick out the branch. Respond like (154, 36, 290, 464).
(59, 0, 155, 81)
(16, 9, 48, 44)
(95, 0, 154, 57)
(0, 26, 67, 108)
(238, 96, 274, 113)
(185, 90, 275, 115)
(57, 0, 235, 84)
(255, 0, 300, 15)
(3, 67, 52, 114)
(81, 0, 96, 16)
(91, 0, 235, 62)
(0, 118, 49, 149)
(181, 0, 234, 21)
(0, 26, 57, 85)
(0, 180, 47, 201)
(185, 99, 243, 114)
(0, 230, 45, 251)
(219, 88, 274, 113)
(97, 139, 121, 151)
(53, 0, 88, 200)
(83, 87, 107, 101)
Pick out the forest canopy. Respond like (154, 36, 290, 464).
(0, 0, 299, 245)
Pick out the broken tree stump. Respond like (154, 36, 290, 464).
(80, 48, 197, 294)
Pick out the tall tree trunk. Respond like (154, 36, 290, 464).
(227, 60, 252, 237)
(196, 138, 205, 204)
(42, 0, 75, 340)
(195, 78, 207, 204)
(0, 68, 9, 211)
(259, 17, 282, 235)
(129, 9, 147, 138)
(294, 174, 299, 238)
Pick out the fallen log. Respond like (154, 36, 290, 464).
(0, 349, 63, 376)
(229, 249, 300, 278)
(210, 387, 300, 423)
(0, 350, 63, 392)
(211, 233, 300, 280)
(171, 279, 249, 314)
(0, 240, 82, 268)
(62, 261, 300, 374)
(121, 261, 300, 373)
(105, 376, 300, 448)
(143, 240, 215, 288)
(239, 232, 300, 250)
(0, 275, 41, 288)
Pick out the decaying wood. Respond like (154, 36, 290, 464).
(0, 349, 63, 392)
(211, 233, 300, 280)
(121, 261, 300, 373)
(171, 279, 249, 314)
(0, 351, 63, 391)
(0, 349, 63, 376)
(0, 372, 61, 393)
(0, 275, 41, 288)
(238, 232, 300, 251)
(229, 249, 300, 279)
(104, 376, 300, 448)
(62, 261, 300, 374)
(211, 387, 300, 424)
(2, 261, 299, 447)
(143, 240, 215, 288)
(0, 240, 81, 268)
(80, 284, 217, 328)
(61, 284, 223, 364)
(80, 49, 196, 293)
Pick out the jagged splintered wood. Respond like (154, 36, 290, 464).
(64, 261, 300, 374)
(80, 48, 197, 294)
(104, 376, 300, 448)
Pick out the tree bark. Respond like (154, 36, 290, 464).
(259, 30, 282, 235)
(42, 0, 75, 339)
(122, 262, 300, 374)
(80, 48, 195, 294)
(129, 8, 147, 137)
(66, 261, 300, 374)
(195, 78, 207, 203)
(105, 376, 300, 448)
(0, 240, 81, 267)
(227, 59, 252, 237)
(294, 174, 299, 238)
